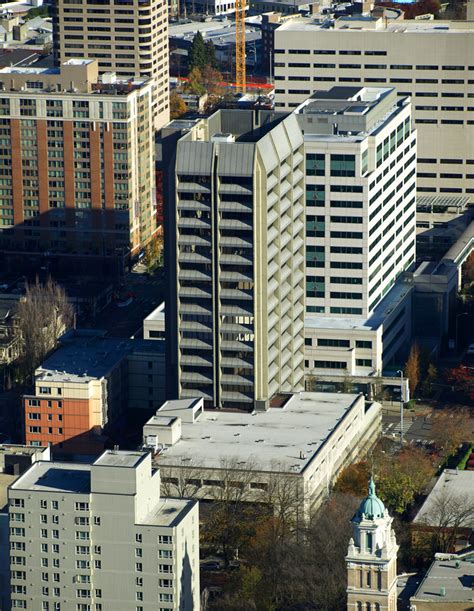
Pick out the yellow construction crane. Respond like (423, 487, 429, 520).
(235, 0, 246, 93)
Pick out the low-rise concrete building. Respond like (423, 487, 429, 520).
(8, 450, 200, 610)
(143, 302, 165, 341)
(23, 330, 165, 455)
(410, 550, 474, 610)
(151, 393, 381, 514)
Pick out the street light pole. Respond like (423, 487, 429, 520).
(397, 369, 404, 445)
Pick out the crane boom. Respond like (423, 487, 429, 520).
(235, 0, 246, 93)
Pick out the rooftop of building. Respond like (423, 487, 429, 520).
(34, 330, 164, 385)
(11, 461, 91, 494)
(140, 496, 197, 528)
(277, 16, 474, 33)
(413, 469, 474, 527)
(411, 553, 474, 603)
(0, 47, 43, 68)
(295, 85, 404, 139)
(0, 443, 48, 458)
(305, 277, 412, 333)
(154, 392, 366, 474)
(144, 301, 165, 321)
(93, 450, 148, 469)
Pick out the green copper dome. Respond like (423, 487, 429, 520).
(355, 477, 386, 521)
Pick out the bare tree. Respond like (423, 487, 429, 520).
(16, 278, 74, 378)
(423, 490, 474, 552)
(159, 459, 203, 499)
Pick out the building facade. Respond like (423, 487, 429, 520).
(23, 331, 165, 454)
(163, 110, 305, 410)
(8, 450, 200, 610)
(0, 59, 156, 272)
(52, 0, 169, 129)
(274, 17, 474, 201)
(346, 479, 398, 611)
(295, 86, 416, 376)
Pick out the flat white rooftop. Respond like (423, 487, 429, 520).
(93, 450, 147, 469)
(277, 17, 474, 33)
(155, 392, 363, 474)
(11, 461, 91, 494)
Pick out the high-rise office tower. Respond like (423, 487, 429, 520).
(274, 17, 474, 201)
(0, 59, 156, 274)
(295, 87, 417, 376)
(163, 110, 306, 410)
(53, 0, 169, 129)
(8, 450, 200, 611)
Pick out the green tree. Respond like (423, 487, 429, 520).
(188, 32, 207, 71)
(205, 40, 217, 68)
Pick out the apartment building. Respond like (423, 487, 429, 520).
(274, 17, 474, 200)
(23, 330, 165, 454)
(294, 86, 416, 376)
(52, 0, 169, 129)
(0, 59, 156, 272)
(163, 110, 305, 410)
(8, 450, 200, 611)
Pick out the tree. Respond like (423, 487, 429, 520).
(16, 278, 74, 379)
(430, 409, 470, 456)
(205, 40, 217, 68)
(463, 251, 474, 285)
(446, 366, 474, 404)
(170, 91, 188, 119)
(201, 65, 224, 97)
(405, 342, 421, 397)
(188, 32, 207, 71)
(185, 67, 206, 96)
(420, 363, 439, 398)
(423, 490, 474, 553)
(334, 461, 370, 497)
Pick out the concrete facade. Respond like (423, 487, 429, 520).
(53, 0, 169, 129)
(23, 331, 165, 454)
(151, 393, 382, 514)
(0, 59, 156, 266)
(163, 110, 305, 410)
(274, 18, 474, 201)
(295, 86, 416, 376)
(8, 450, 200, 611)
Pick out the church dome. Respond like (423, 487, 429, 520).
(354, 477, 385, 521)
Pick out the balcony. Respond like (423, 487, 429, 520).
(178, 182, 210, 194)
(220, 355, 253, 369)
(180, 338, 213, 350)
(220, 340, 253, 352)
(179, 302, 212, 316)
(181, 371, 213, 384)
(179, 286, 212, 299)
(220, 288, 252, 301)
(179, 251, 211, 265)
(220, 270, 253, 283)
(180, 354, 213, 367)
(220, 235, 253, 249)
(180, 320, 213, 333)
(178, 234, 211, 247)
(180, 387, 213, 401)
(220, 390, 254, 404)
(179, 269, 211, 282)
(220, 304, 253, 317)
(221, 374, 253, 387)
(220, 218, 253, 231)
(219, 200, 252, 213)
(178, 200, 210, 212)
(220, 321, 253, 335)
(178, 217, 211, 230)
(219, 184, 252, 196)
(220, 253, 253, 266)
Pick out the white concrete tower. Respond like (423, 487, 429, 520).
(346, 478, 398, 611)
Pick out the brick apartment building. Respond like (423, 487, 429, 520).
(0, 58, 156, 275)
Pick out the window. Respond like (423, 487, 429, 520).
(330, 154, 355, 177)
(135, 548, 143, 557)
(356, 359, 372, 367)
(306, 184, 325, 207)
(136, 563, 143, 572)
(305, 338, 312, 346)
(75, 502, 89, 511)
(158, 535, 172, 544)
(306, 276, 325, 299)
(136, 534, 142, 543)
(306, 153, 325, 176)
(314, 361, 346, 369)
